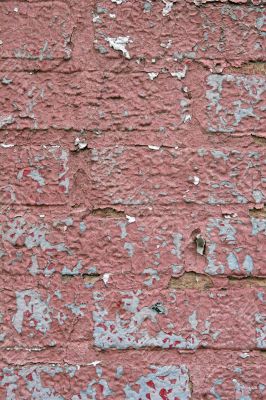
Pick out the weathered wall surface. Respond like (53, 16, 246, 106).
(0, 0, 265, 398)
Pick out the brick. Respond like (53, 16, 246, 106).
(0, 145, 72, 205)
(93, 1, 265, 70)
(0, 68, 202, 137)
(0, 1, 96, 72)
(0, 72, 100, 130)
(1, 206, 265, 283)
(1, 278, 266, 371)
(90, 146, 266, 207)
(205, 73, 266, 133)
(0, 275, 93, 349)
(92, 288, 265, 350)
(0, 144, 91, 206)
(1, 68, 264, 137)
(0, 2, 73, 62)
(0, 351, 266, 399)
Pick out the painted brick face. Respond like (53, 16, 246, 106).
(0, 0, 265, 399)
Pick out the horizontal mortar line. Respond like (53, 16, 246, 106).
(1, 140, 266, 149)
(1, 352, 265, 367)
(0, 59, 265, 75)
(2, 283, 266, 293)
(3, 269, 266, 280)
(0, 203, 261, 213)
(194, 1, 265, 8)
(0, 203, 263, 212)
(0, 128, 266, 136)
(0, 0, 264, 6)
(0, 203, 68, 208)
(2, 276, 266, 291)
(1, 346, 265, 355)
(81, 142, 266, 150)
(93, 346, 266, 352)
(3, 274, 266, 282)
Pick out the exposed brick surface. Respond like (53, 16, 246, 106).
(0, 0, 265, 398)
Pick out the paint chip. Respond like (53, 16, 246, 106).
(170, 65, 188, 80)
(105, 36, 131, 59)
(88, 360, 101, 366)
(240, 352, 250, 359)
(195, 234, 206, 256)
(126, 215, 136, 223)
(103, 273, 110, 286)
(148, 72, 159, 80)
(183, 114, 192, 123)
(74, 137, 87, 150)
(148, 145, 160, 150)
(151, 302, 166, 314)
(0, 143, 14, 148)
(193, 176, 200, 185)
(111, 0, 126, 4)
(162, 0, 173, 16)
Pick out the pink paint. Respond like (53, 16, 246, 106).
(0, 0, 265, 398)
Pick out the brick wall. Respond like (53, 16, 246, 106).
(0, 0, 265, 398)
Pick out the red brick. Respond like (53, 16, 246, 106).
(0, 1, 96, 72)
(1, 351, 266, 399)
(0, 206, 265, 283)
(90, 146, 266, 207)
(92, 287, 265, 350)
(0, 145, 72, 205)
(0, 275, 93, 350)
(93, 1, 265, 71)
(0, 68, 264, 136)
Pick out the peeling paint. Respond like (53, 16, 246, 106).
(105, 36, 131, 59)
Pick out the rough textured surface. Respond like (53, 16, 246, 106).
(0, 0, 265, 398)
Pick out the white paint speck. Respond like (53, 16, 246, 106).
(74, 137, 87, 150)
(170, 65, 188, 80)
(105, 36, 131, 59)
(111, 0, 126, 4)
(148, 145, 160, 150)
(148, 72, 159, 81)
(103, 273, 110, 286)
(223, 213, 238, 219)
(183, 114, 192, 123)
(0, 40, 3, 45)
(0, 143, 14, 148)
(88, 361, 101, 366)
(14, 7, 18, 12)
(162, 0, 173, 16)
(193, 176, 200, 185)
(0, 115, 15, 129)
(126, 215, 136, 224)
(240, 352, 250, 359)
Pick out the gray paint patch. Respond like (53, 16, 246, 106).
(124, 242, 134, 257)
(124, 365, 191, 399)
(12, 290, 51, 334)
(171, 232, 182, 259)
